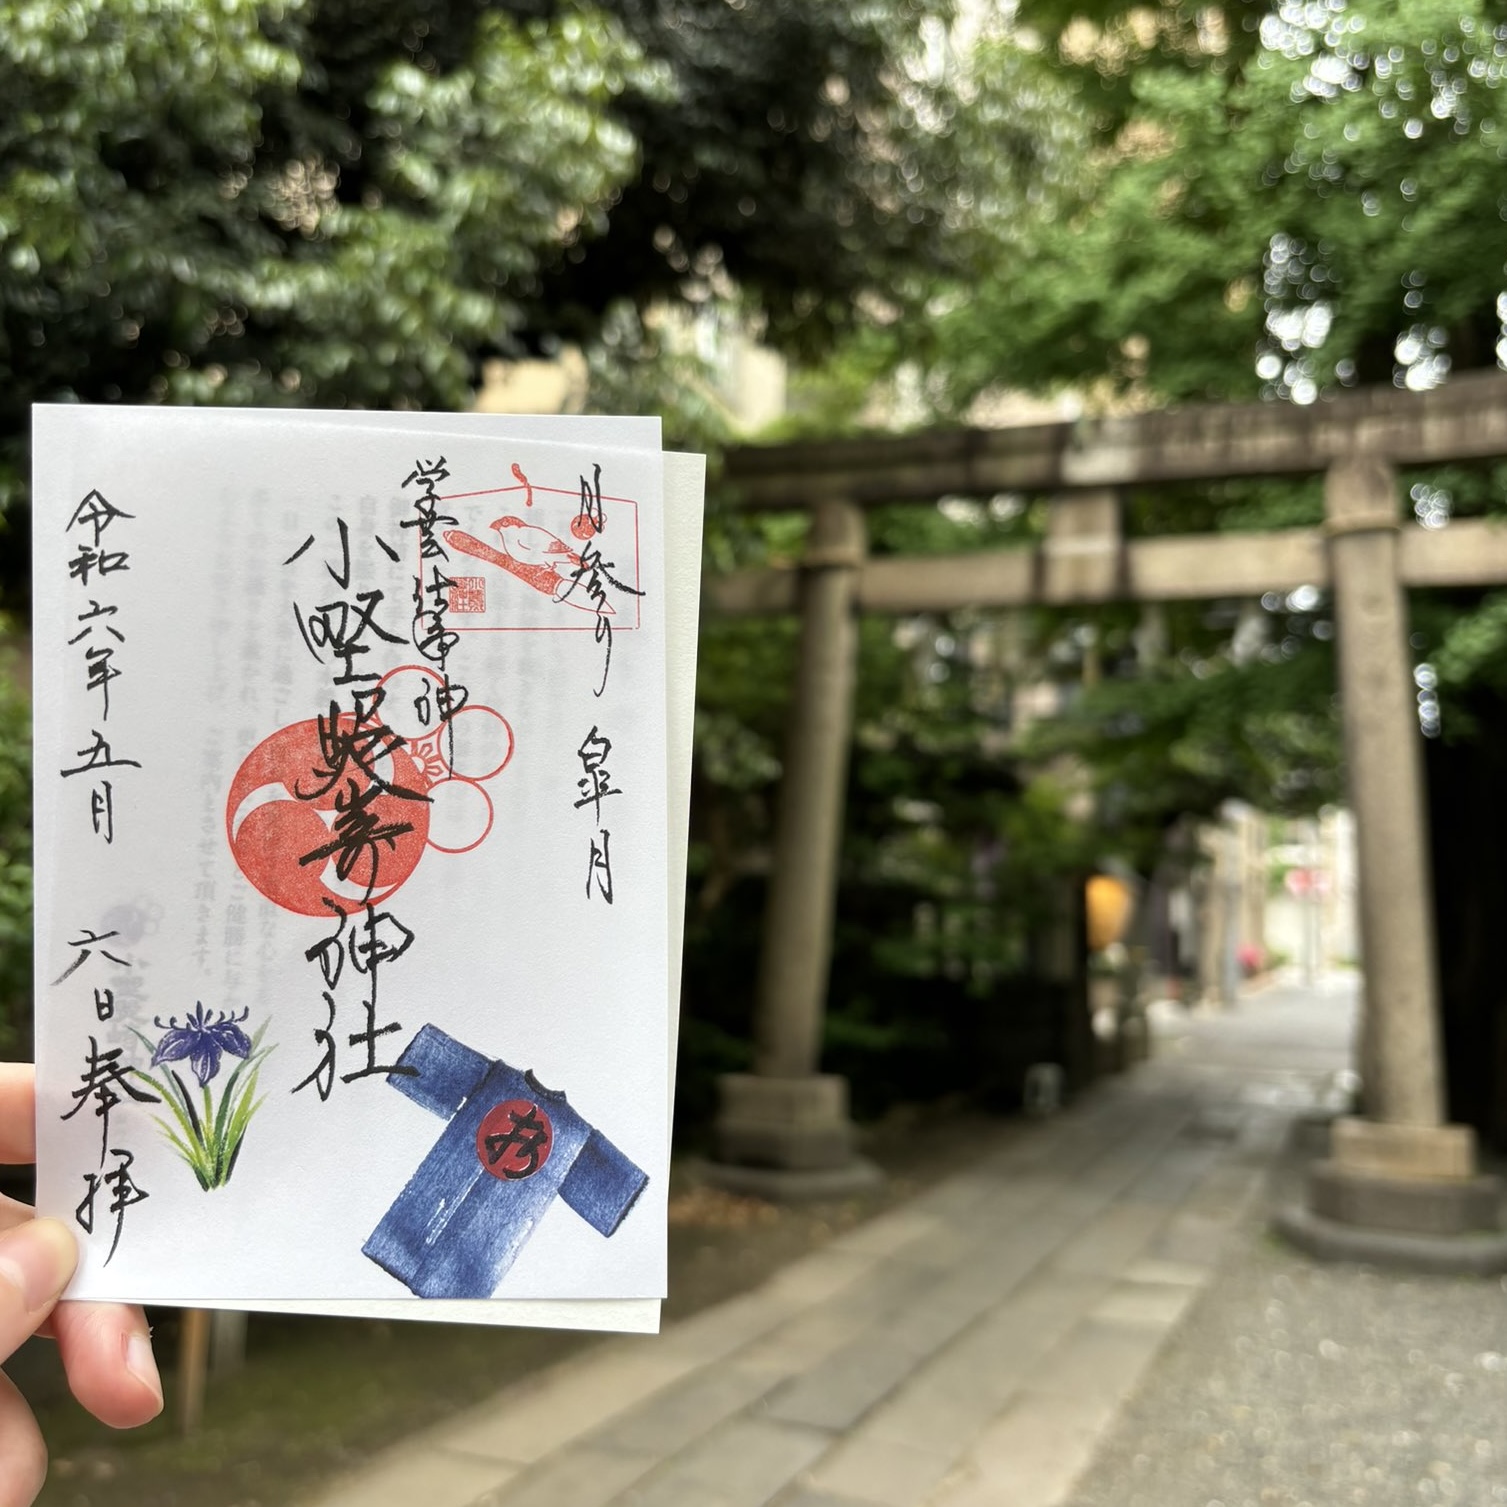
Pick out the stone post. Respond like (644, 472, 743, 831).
(1192, 824, 1224, 1006)
(1276, 457, 1507, 1269)
(1218, 815, 1241, 1008)
(1325, 457, 1443, 1127)
(709, 500, 880, 1197)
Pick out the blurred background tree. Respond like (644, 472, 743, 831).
(1, 0, 655, 508)
(12, 0, 1507, 1131)
(0, 663, 29, 1057)
(937, 0, 1507, 404)
(3, 0, 1094, 1110)
(856, 0, 1507, 857)
(886, 0, 1507, 1139)
(0, 0, 1056, 516)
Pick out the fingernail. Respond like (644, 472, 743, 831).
(0, 1218, 78, 1312)
(125, 1331, 163, 1407)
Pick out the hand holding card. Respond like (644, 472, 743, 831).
(0, 1064, 162, 1507)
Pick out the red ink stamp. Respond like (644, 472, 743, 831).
(448, 577, 486, 614)
(476, 1100, 553, 1181)
(226, 666, 516, 916)
(225, 715, 431, 917)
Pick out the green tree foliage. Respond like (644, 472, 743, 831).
(0, 0, 661, 502)
(904, 0, 1507, 848)
(0, 0, 1035, 510)
(522, 0, 1046, 360)
(1000, 473, 1347, 862)
(2, 0, 1083, 1103)
(686, 0, 1507, 1115)
(0, 659, 30, 1056)
(941, 0, 1507, 406)
(1023, 613, 1343, 867)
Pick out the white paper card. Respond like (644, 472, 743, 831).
(32, 406, 700, 1331)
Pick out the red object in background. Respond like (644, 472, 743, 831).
(1284, 867, 1331, 897)
(225, 715, 431, 917)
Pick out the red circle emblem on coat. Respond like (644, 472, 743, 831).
(476, 1100, 553, 1180)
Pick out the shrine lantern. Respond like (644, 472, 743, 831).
(1086, 873, 1134, 953)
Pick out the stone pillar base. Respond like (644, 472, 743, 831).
(698, 1158, 884, 1202)
(705, 1073, 882, 1200)
(1306, 1162, 1500, 1236)
(1272, 1204, 1507, 1275)
(1329, 1116, 1475, 1179)
(1274, 1116, 1507, 1274)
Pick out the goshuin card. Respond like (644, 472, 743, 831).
(31, 407, 704, 1334)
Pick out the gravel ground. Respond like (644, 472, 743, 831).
(1068, 1153, 1507, 1507)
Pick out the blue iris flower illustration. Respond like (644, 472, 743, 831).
(133, 1004, 273, 1191)
(150, 1003, 253, 1088)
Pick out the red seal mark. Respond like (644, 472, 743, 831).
(569, 514, 598, 541)
(476, 1100, 553, 1181)
(225, 715, 430, 917)
(511, 461, 534, 507)
(448, 576, 487, 614)
(227, 667, 517, 914)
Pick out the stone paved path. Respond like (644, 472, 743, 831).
(302, 975, 1356, 1507)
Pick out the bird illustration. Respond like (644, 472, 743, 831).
(442, 515, 615, 615)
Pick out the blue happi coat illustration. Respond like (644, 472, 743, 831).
(363, 1024, 648, 1298)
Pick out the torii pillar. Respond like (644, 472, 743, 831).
(707, 499, 881, 1197)
(1277, 458, 1507, 1268)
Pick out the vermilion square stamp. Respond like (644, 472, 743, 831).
(448, 576, 487, 614)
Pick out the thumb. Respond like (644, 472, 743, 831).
(0, 1221, 77, 1363)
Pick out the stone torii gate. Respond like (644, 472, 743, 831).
(704, 369, 1507, 1267)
